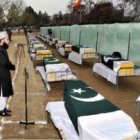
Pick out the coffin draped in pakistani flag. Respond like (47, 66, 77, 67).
(64, 80, 138, 139)
(64, 80, 119, 133)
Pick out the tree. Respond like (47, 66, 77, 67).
(124, 0, 140, 21)
(52, 14, 59, 25)
(51, 11, 64, 25)
(65, 0, 134, 24)
(0, 6, 5, 25)
(0, 0, 11, 27)
(0, 0, 26, 27)
(61, 13, 70, 25)
(89, 2, 124, 23)
(58, 11, 63, 24)
(0, 0, 11, 11)
(36, 11, 50, 26)
(7, 3, 20, 25)
(21, 6, 37, 26)
(12, 0, 25, 14)
(84, 0, 95, 14)
(42, 12, 50, 25)
(115, 0, 139, 20)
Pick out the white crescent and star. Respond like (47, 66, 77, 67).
(71, 87, 92, 94)
(72, 88, 86, 94)
(70, 87, 104, 102)
(70, 93, 104, 102)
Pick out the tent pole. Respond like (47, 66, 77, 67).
(127, 32, 131, 60)
(95, 31, 100, 62)
(79, 25, 81, 46)
(60, 26, 61, 40)
(96, 31, 99, 54)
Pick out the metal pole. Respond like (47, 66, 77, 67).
(20, 67, 35, 129)
(25, 67, 28, 129)
(127, 32, 131, 60)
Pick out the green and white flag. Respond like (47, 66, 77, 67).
(64, 80, 120, 133)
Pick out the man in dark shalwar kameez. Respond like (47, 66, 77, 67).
(0, 31, 15, 116)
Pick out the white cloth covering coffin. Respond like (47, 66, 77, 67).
(46, 101, 138, 140)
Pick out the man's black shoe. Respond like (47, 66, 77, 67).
(4, 108, 12, 113)
(0, 111, 11, 117)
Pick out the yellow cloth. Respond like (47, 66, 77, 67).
(35, 50, 52, 60)
(113, 61, 134, 75)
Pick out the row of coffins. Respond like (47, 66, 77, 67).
(37, 32, 140, 91)
(37, 33, 98, 65)
(35, 32, 139, 139)
(28, 33, 78, 91)
(27, 33, 50, 61)
(37, 32, 140, 89)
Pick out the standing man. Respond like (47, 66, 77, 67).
(0, 31, 15, 116)
(7, 28, 12, 41)
(48, 28, 52, 37)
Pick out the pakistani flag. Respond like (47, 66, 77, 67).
(43, 57, 62, 71)
(64, 80, 120, 133)
(43, 57, 61, 64)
